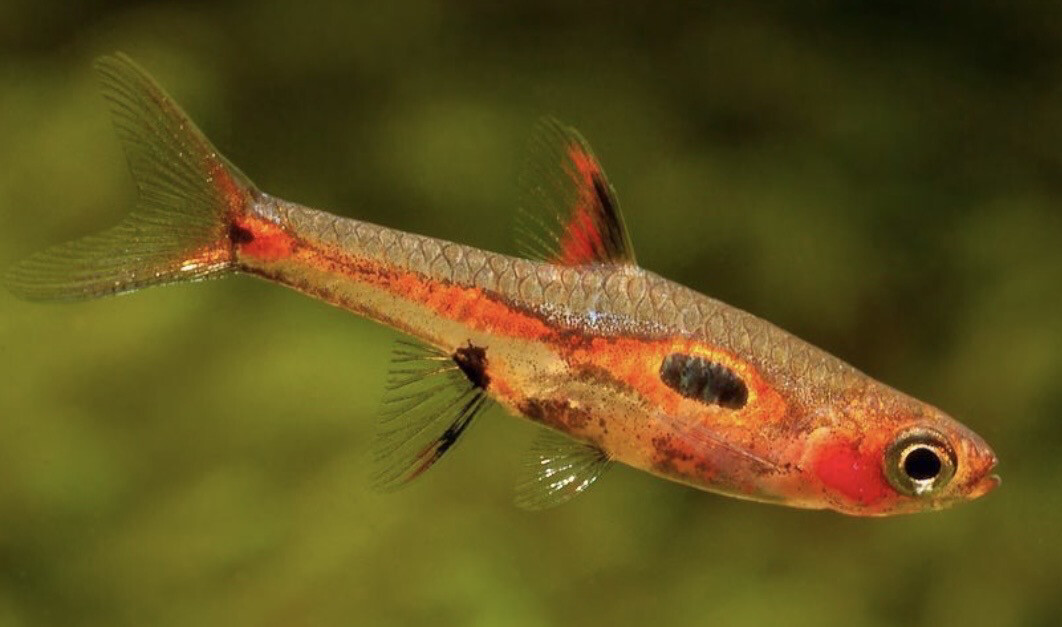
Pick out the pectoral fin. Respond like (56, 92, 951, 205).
(655, 411, 782, 474)
(372, 339, 493, 490)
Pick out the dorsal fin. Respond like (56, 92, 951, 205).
(516, 119, 636, 266)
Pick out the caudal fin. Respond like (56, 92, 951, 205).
(4, 53, 256, 301)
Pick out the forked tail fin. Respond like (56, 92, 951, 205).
(4, 53, 256, 301)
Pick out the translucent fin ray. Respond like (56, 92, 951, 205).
(4, 53, 256, 301)
(372, 339, 492, 490)
(516, 118, 636, 266)
(514, 429, 612, 511)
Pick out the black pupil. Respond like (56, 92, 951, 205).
(904, 447, 942, 481)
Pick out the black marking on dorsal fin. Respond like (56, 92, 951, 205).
(372, 339, 492, 490)
(516, 118, 636, 267)
(514, 428, 612, 511)
(659, 353, 748, 410)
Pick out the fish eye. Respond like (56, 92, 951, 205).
(884, 428, 957, 497)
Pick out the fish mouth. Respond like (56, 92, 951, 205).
(969, 473, 1001, 499)
(968, 453, 1000, 500)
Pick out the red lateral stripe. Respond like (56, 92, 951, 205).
(376, 266, 555, 341)
(245, 234, 558, 343)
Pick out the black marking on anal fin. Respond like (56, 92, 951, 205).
(515, 118, 636, 267)
(660, 353, 748, 409)
(514, 428, 613, 511)
(372, 338, 493, 491)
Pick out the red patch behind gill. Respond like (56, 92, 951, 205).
(813, 439, 893, 507)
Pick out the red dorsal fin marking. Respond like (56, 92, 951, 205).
(517, 120, 636, 267)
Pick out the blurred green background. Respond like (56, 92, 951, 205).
(2, 2, 1060, 626)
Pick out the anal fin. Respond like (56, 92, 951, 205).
(372, 339, 492, 490)
(515, 429, 612, 511)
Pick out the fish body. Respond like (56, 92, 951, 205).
(5, 54, 999, 515)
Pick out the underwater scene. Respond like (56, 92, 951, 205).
(1, 2, 1059, 626)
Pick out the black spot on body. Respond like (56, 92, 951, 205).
(453, 343, 490, 389)
(659, 353, 748, 410)
(228, 224, 255, 245)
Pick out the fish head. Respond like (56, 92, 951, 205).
(803, 385, 999, 516)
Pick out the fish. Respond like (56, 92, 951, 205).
(4, 54, 1000, 516)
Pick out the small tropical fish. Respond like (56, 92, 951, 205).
(5, 54, 999, 516)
